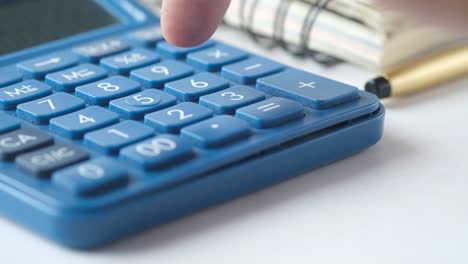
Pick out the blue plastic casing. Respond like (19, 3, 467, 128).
(0, 0, 385, 249)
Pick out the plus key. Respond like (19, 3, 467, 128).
(257, 69, 360, 109)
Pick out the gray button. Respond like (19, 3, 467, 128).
(16, 143, 89, 178)
(0, 127, 53, 161)
(73, 38, 130, 62)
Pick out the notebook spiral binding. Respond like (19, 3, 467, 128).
(238, 0, 342, 66)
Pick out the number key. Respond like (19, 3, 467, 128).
(199, 85, 265, 114)
(50, 106, 120, 139)
(144, 102, 213, 133)
(121, 135, 193, 170)
(75, 76, 141, 105)
(53, 157, 129, 196)
(84, 121, 154, 154)
(109, 89, 177, 119)
(16, 93, 85, 125)
(164, 73, 230, 102)
(130, 60, 194, 88)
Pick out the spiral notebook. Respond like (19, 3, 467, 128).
(141, 0, 467, 70)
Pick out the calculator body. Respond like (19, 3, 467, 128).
(0, 0, 385, 249)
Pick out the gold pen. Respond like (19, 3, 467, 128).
(365, 45, 468, 98)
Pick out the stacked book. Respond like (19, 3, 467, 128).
(141, 0, 467, 70)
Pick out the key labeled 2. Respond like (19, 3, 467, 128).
(145, 102, 213, 133)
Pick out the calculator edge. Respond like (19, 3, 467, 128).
(0, 105, 385, 249)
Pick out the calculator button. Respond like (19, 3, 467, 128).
(236, 97, 304, 128)
(53, 157, 129, 196)
(45, 64, 108, 92)
(199, 85, 266, 114)
(0, 127, 54, 161)
(186, 44, 249, 71)
(128, 26, 163, 47)
(84, 121, 154, 154)
(17, 52, 79, 79)
(100, 49, 161, 75)
(0, 80, 52, 110)
(156, 40, 215, 59)
(75, 76, 141, 105)
(164, 73, 230, 102)
(0, 113, 20, 134)
(16, 143, 89, 178)
(50, 106, 120, 139)
(109, 89, 177, 119)
(221, 57, 284, 84)
(130, 60, 194, 88)
(181, 115, 250, 148)
(121, 135, 193, 170)
(257, 69, 360, 109)
(144, 102, 213, 133)
(0, 66, 22, 87)
(73, 38, 130, 62)
(16, 93, 86, 125)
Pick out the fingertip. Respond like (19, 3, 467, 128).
(160, 0, 230, 47)
(161, 19, 213, 47)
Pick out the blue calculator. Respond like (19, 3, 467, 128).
(0, 0, 384, 249)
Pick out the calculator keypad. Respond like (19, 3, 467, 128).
(0, 27, 376, 201)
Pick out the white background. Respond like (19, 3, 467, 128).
(1, 26, 468, 263)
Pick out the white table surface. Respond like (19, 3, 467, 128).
(1, 26, 468, 264)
